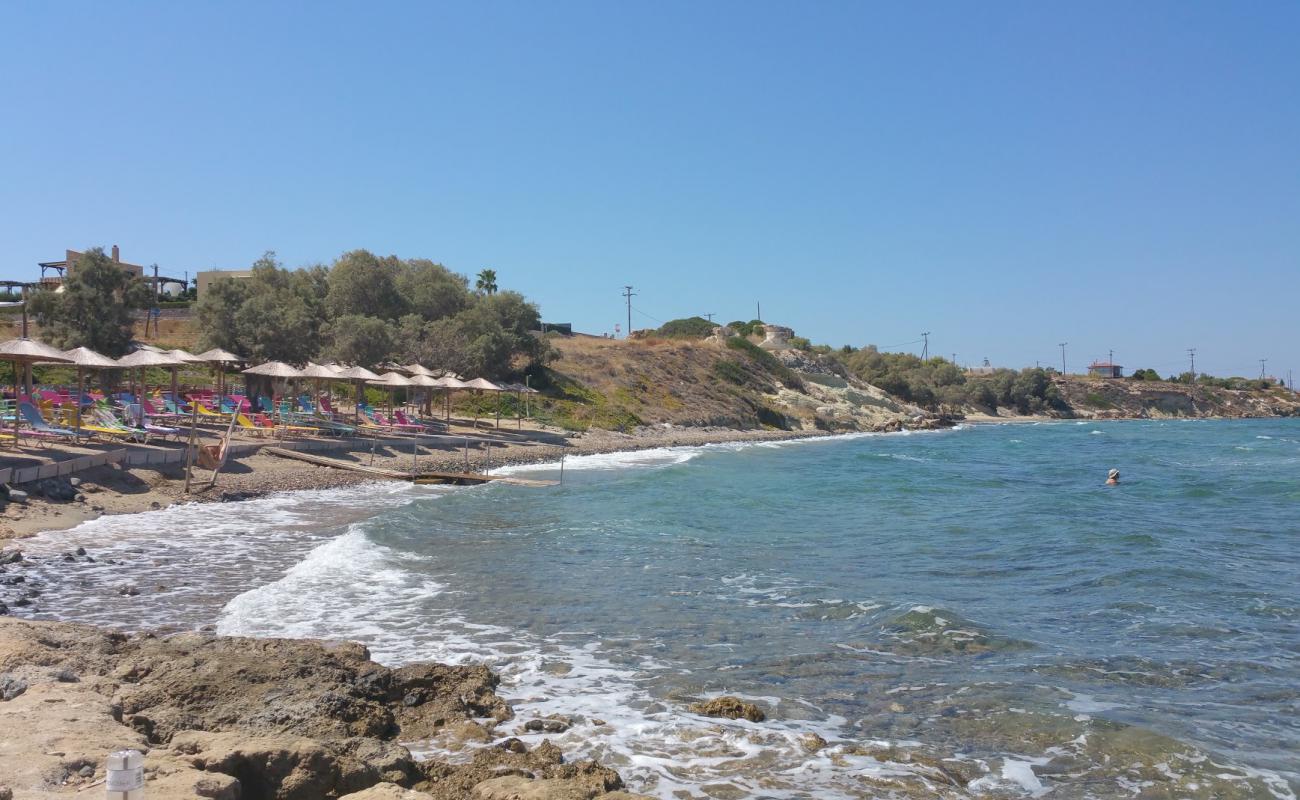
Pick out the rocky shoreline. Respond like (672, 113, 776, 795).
(0, 424, 848, 799)
(0, 616, 653, 799)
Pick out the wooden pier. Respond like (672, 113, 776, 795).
(263, 447, 558, 487)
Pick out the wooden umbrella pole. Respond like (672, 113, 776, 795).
(75, 368, 84, 440)
(183, 402, 199, 493)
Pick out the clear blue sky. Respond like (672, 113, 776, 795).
(2, 2, 1296, 379)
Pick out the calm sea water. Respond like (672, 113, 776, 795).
(17, 420, 1300, 799)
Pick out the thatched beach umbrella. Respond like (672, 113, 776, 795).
(243, 361, 304, 417)
(403, 363, 435, 377)
(431, 375, 469, 422)
(335, 365, 382, 423)
(196, 348, 244, 402)
(117, 349, 187, 413)
(59, 347, 119, 438)
(0, 338, 73, 446)
(300, 362, 341, 415)
(462, 377, 504, 428)
(165, 349, 205, 406)
(405, 373, 440, 415)
(369, 371, 414, 416)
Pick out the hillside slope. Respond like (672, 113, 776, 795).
(1050, 377, 1300, 419)
(540, 335, 930, 432)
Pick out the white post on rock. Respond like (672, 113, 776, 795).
(106, 748, 145, 799)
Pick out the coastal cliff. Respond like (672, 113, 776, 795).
(0, 617, 646, 800)
(1048, 377, 1300, 419)
(540, 334, 934, 433)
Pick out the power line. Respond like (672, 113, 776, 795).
(921, 332, 931, 360)
(632, 307, 664, 324)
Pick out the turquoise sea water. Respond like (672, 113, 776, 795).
(17, 419, 1300, 798)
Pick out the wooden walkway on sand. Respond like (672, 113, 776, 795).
(263, 447, 558, 487)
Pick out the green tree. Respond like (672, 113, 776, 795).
(475, 268, 498, 295)
(326, 250, 407, 320)
(28, 247, 153, 356)
(398, 259, 471, 320)
(194, 276, 252, 353)
(324, 314, 394, 366)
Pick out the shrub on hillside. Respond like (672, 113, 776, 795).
(725, 336, 803, 390)
(656, 317, 716, 339)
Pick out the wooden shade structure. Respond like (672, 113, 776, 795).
(58, 347, 119, 439)
(1, 338, 73, 446)
(196, 348, 244, 401)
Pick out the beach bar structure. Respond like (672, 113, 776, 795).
(1087, 361, 1124, 378)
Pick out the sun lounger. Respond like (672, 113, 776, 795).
(18, 402, 80, 440)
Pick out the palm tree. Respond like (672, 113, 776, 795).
(475, 269, 498, 295)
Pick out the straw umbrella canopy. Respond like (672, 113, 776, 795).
(298, 363, 341, 414)
(196, 348, 244, 400)
(168, 348, 205, 363)
(243, 362, 305, 417)
(403, 364, 435, 377)
(0, 338, 73, 446)
(242, 361, 304, 378)
(335, 365, 383, 423)
(369, 372, 414, 415)
(430, 375, 468, 422)
(401, 373, 440, 416)
(116, 349, 187, 415)
(164, 349, 206, 405)
(58, 347, 118, 438)
(461, 377, 503, 428)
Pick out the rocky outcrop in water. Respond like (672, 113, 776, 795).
(687, 696, 766, 723)
(0, 617, 643, 799)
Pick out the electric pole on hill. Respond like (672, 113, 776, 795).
(703, 312, 715, 322)
(622, 286, 636, 339)
(1187, 348, 1196, 383)
(1059, 342, 1068, 375)
(1260, 358, 1268, 380)
(921, 332, 930, 360)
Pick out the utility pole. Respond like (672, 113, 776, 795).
(1058, 342, 1068, 375)
(921, 332, 930, 360)
(622, 286, 636, 339)
(951, 353, 956, 366)
(1187, 348, 1196, 383)
(756, 301, 761, 322)
(1108, 348, 1114, 366)
(703, 312, 715, 322)
(1260, 358, 1268, 380)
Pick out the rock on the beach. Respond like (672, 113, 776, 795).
(339, 784, 436, 799)
(0, 673, 27, 700)
(30, 477, 78, 501)
(472, 775, 654, 800)
(688, 695, 766, 722)
(0, 549, 21, 565)
(0, 617, 639, 800)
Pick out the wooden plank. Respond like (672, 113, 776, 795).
(263, 447, 411, 478)
(264, 447, 557, 487)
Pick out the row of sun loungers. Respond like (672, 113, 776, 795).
(4, 387, 454, 449)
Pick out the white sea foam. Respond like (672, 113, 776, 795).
(210, 531, 960, 799)
(492, 428, 960, 476)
